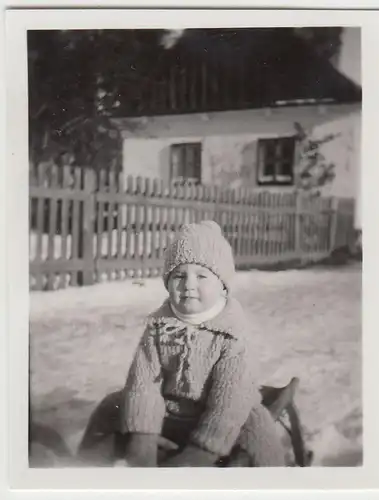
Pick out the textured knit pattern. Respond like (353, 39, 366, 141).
(236, 405, 286, 466)
(121, 298, 285, 464)
(163, 220, 235, 292)
(124, 433, 159, 467)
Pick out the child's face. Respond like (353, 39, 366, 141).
(168, 263, 225, 314)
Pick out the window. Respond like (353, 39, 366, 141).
(170, 142, 202, 185)
(257, 136, 296, 185)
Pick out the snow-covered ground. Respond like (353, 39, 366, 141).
(29, 263, 362, 466)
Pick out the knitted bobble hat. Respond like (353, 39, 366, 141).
(163, 220, 236, 293)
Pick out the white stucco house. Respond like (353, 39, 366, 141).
(115, 28, 362, 228)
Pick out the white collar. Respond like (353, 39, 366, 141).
(169, 296, 227, 325)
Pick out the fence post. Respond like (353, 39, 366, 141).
(329, 197, 339, 253)
(80, 168, 95, 286)
(294, 192, 303, 259)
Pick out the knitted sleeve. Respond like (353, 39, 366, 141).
(120, 327, 166, 434)
(239, 405, 286, 466)
(189, 336, 262, 457)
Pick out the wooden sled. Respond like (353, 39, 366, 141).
(76, 377, 313, 467)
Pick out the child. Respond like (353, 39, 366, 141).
(120, 220, 285, 467)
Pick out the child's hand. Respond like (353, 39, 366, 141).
(157, 436, 179, 463)
(161, 445, 217, 467)
(157, 436, 179, 451)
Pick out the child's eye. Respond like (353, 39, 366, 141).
(198, 274, 207, 279)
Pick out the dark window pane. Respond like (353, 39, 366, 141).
(193, 144, 201, 180)
(281, 138, 295, 162)
(170, 145, 182, 178)
(170, 143, 202, 182)
(264, 140, 276, 161)
(264, 163, 275, 177)
(185, 144, 195, 178)
(277, 162, 293, 177)
(257, 136, 295, 185)
(170, 147, 178, 177)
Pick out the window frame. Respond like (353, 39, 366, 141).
(169, 142, 202, 185)
(257, 136, 296, 186)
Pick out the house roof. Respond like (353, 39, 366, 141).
(118, 28, 362, 117)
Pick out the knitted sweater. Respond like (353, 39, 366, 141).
(121, 298, 271, 458)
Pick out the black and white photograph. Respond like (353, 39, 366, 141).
(6, 6, 377, 493)
(27, 23, 362, 469)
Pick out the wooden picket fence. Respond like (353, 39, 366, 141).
(29, 164, 356, 291)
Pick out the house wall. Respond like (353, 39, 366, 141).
(121, 133, 259, 189)
(118, 104, 361, 209)
(316, 112, 361, 200)
(312, 111, 361, 229)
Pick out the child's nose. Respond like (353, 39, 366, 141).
(184, 275, 196, 290)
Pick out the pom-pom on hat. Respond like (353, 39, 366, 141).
(163, 220, 236, 293)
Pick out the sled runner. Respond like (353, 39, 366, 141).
(260, 377, 313, 467)
(75, 377, 313, 467)
(29, 421, 73, 467)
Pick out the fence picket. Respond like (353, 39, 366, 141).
(274, 194, 279, 256)
(283, 193, 290, 254)
(329, 198, 339, 252)
(107, 171, 116, 279)
(268, 192, 274, 256)
(46, 164, 59, 289)
(154, 180, 163, 263)
(295, 193, 303, 257)
(246, 191, 253, 256)
(235, 188, 243, 257)
(116, 172, 124, 277)
(61, 166, 71, 259)
(34, 163, 46, 290)
(277, 193, 283, 256)
(244, 189, 251, 257)
(143, 178, 152, 276)
(135, 177, 143, 276)
(151, 180, 159, 261)
(315, 197, 321, 253)
(256, 192, 263, 257)
(283, 194, 289, 252)
(290, 193, 296, 252)
(82, 168, 95, 286)
(95, 169, 106, 282)
(272, 193, 279, 257)
(125, 176, 134, 263)
(70, 167, 82, 287)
